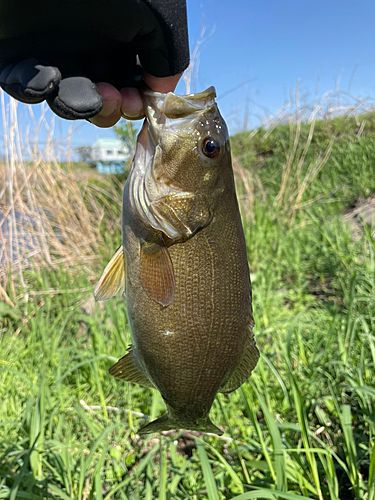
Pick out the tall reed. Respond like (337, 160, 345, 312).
(0, 92, 122, 305)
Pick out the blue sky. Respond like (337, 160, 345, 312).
(1, 0, 374, 154)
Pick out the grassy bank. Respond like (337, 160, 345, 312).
(0, 112, 374, 499)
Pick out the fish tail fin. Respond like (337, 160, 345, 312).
(138, 414, 223, 436)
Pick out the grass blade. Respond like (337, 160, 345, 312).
(196, 441, 220, 500)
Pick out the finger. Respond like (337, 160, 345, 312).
(144, 72, 182, 93)
(118, 73, 183, 121)
(120, 87, 144, 119)
(89, 82, 122, 127)
(48, 77, 103, 120)
(0, 58, 61, 103)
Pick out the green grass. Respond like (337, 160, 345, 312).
(1, 113, 374, 499)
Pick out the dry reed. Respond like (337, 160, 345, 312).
(0, 92, 121, 304)
(1, 83, 370, 304)
(230, 86, 374, 224)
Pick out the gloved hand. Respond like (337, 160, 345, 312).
(0, 0, 189, 126)
(0, 58, 103, 119)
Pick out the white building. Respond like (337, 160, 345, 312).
(77, 138, 133, 174)
(90, 138, 131, 163)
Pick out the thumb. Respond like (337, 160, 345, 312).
(144, 72, 182, 93)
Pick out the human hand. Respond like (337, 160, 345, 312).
(0, 0, 188, 125)
(0, 58, 181, 125)
(0, 58, 103, 118)
(90, 73, 182, 127)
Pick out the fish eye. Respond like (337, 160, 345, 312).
(202, 137, 220, 158)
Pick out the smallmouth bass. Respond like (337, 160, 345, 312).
(95, 87, 259, 434)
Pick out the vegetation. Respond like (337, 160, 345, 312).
(0, 110, 374, 499)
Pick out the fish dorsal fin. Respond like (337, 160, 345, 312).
(140, 242, 175, 307)
(94, 246, 125, 301)
(219, 326, 259, 394)
(109, 348, 153, 388)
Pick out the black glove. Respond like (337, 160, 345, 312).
(0, 0, 189, 120)
(0, 58, 103, 119)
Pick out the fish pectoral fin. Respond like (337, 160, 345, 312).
(94, 246, 126, 301)
(219, 325, 260, 394)
(139, 243, 175, 307)
(109, 348, 153, 388)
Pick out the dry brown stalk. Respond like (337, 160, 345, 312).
(0, 92, 122, 303)
(232, 155, 264, 221)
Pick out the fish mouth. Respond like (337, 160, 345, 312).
(128, 87, 217, 240)
(144, 86, 217, 143)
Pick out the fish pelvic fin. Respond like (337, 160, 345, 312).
(94, 245, 125, 301)
(219, 324, 259, 394)
(139, 242, 175, 307)
(138, 413, 223, 436)
(109, 348, 153, 388)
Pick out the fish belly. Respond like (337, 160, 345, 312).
(127, 220, 251, 419)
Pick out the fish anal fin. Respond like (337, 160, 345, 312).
(220, 326, 259, 394)
(140, 243, 175, 307)
(94, 246, 125, 301)
(109, 348, 153, 388)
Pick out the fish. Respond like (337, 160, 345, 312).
(94, 86, 259, 435)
